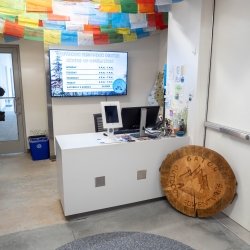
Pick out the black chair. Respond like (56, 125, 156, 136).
(93, 113, 107, 132)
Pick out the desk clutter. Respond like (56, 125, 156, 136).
(97, 135, 157, 144)
(94, 102, 187, 145)
(96, 131, 176, 144)
(117, 134, 160, 141)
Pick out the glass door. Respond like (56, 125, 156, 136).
(0, 46, 25, 154)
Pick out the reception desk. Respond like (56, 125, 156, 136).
(56, 133, 190, 216)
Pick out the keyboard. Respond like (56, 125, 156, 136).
(114, 129, 139, 135)
(130, 133, 159, 139)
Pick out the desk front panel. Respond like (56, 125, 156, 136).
(56, 135, 190, 216)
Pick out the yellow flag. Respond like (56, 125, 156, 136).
(18, 16, 39, 28)
(99, 4, 121, 13)
(26, 0, 52, 8)
(116, 28, 130, 35)
(92, 0, 116, 3)
(0, 0, 24, 15)
(123, 33, 137, 42)
(26, 0, 52, 12)
(0, 8, 23, 16)
(44, 29, 61, 44)
(100, 0, 116, 4)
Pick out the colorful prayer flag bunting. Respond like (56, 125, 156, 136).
(123, 33, 137, 42)
(4, 21, 25, 38)
(61, 30, 78, 46)
(44, 29, 61, 44)
(24, 27, 44, 41)
(0, 0, 183, 45)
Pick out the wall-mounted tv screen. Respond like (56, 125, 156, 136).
(49, 49, 128, 97)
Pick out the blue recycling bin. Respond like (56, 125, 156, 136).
(29, 137, 50, 161)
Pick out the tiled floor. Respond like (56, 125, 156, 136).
(0, 153, 250, 250)
(0, 153, 66, 236)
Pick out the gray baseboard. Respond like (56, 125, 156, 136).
(213, 212, 250, 245)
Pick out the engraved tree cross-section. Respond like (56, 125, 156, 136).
(161, 145, 236, 218)
(178, 165, 210, 199)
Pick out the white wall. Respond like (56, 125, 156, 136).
(159, 28, 168, 71)
(1, 33, 162, 143)
(205, 0, 250, 231)
(50, 34, 161, 136)
(167, 0, 212, 145)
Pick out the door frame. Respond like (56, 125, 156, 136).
(0, 44, 27, 154)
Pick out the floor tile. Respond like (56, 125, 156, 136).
(0, 154, 66, 236)
(0, 224, 74, 250)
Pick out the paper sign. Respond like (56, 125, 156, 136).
(175, 65, 181, 76)
(167, 64, 174, 80)
(174, 83, 184, 102)
(174, 65, 181, 82)
(175, 76, 181, 82)
(165, 96, 173, 109)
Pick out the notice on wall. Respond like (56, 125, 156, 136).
(165, 95, 173, 109)
(174, 83, 184, 103)
(174, 65, 182, 82)
(167, 64, 174, 80)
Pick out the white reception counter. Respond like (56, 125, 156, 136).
(56, 132, 190, 216)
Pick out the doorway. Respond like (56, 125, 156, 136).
(0, 45, 26, 154)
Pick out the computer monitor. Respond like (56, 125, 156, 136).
(100, 101, 123, 139)
(121, 106, 160, 136)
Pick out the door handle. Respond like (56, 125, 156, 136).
(205, 122, 250, 142)
(14, 97, 21, 115)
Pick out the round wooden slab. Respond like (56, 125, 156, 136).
(160, 145, 237, 218)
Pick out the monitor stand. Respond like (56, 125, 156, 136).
(139, 108, 147, 137)
(107, 128, 115, 140)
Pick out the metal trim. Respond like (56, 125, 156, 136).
(0, 97, 15, 99)
(203, 0, 216, 147)
(205, 122, 250, 141)
(13, 97, 20, 115)
(15, 45, 28, 152)
(44, 43, 55, 159)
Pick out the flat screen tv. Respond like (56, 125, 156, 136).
(49, 49, 128, 97)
